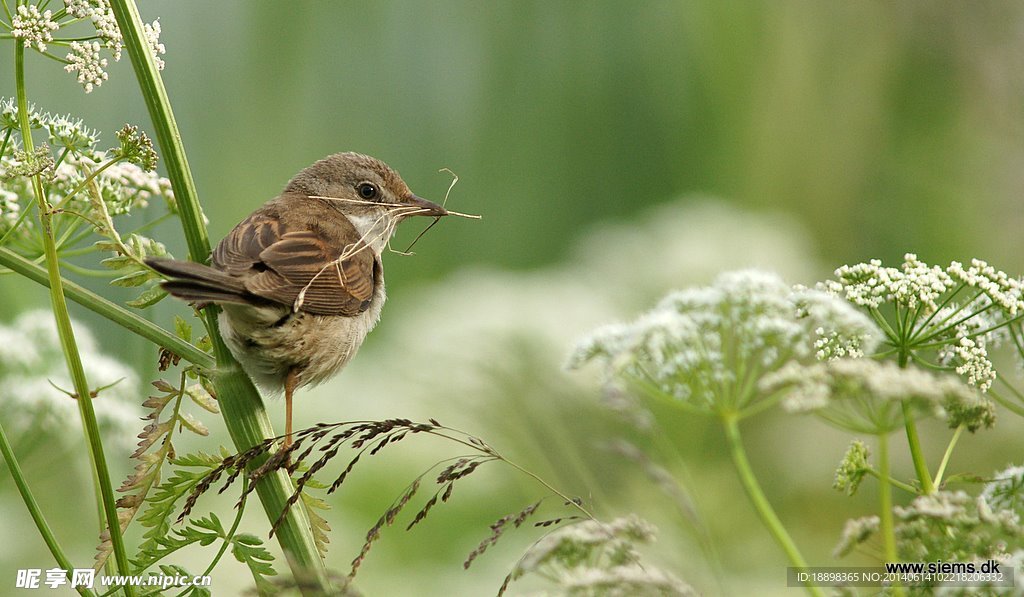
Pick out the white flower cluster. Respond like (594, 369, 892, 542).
(568, 271, 879, 415)
(943, 336, 996, 392)
(49, 151, 174, 214)
(948, 259, 1024, 315)
(0, 97, 41, 131)
(982, 464, 1024, 516)
(143, 20, 166, 70)
(11, 5, 59, 52)
(64, 41, 109, 93)
(833, 515, 879, 557)
(0, 188, 20, 230)
(838, 490, 1024, 565)
(793, 285, 879, 360)
(61, 0, 167, 91)
(1, 103, 175, 239)
(764, 358, 992, 434)
(65, 0, 123, 60)
(0, 310, 140, 451)
(825, 255, 1024, 392)
(511, 515, 695, 596)
(45, 113, 101, 151)
(825, 253, 954, 311)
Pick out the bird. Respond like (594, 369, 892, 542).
(146, 152, 449, 448)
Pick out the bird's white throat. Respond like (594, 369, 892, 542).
(345, 212, 397, 255)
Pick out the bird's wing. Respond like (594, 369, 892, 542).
(212, 207, 377, 316)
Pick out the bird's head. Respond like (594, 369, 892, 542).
(285, 152, 448, 222)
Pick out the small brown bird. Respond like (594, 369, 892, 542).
(147, 152, 448, 446)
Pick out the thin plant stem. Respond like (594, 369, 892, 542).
(0, 194, 38, 247)
(107, 3, 332, 588)
(876, 433, 904, 596)
(190, 479, 249, 588)
(0, 246, 214, 368)
(721, 414, 823, 597)
(991, 378, 1024, 417)
(864, 469, 917, 495)
(15, 43, 134, 595)
(932, 424, 964, 489)
(0, 418, 97, 597)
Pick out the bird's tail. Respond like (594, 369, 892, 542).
(146, 258, 250, 305)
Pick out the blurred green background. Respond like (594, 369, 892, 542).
(3, 1, 1024, 595)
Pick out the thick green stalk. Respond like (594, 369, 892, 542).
(106, 1, 331, 589)
(0, 247, 214, 368)
(877, 433, 904, 596)
(722, 415, 823, 597)
(0, 420, 97, 597)
(15, 44, 133, 595)
(897, 351, 934, 493)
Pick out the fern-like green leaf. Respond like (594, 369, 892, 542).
(232, 533, 278, 594)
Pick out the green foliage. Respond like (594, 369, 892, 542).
(231, 534, 278, 595)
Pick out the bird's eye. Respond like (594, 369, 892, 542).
(357, 183, 379, 200)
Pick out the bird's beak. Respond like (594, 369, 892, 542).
(405, 194, 448, 217)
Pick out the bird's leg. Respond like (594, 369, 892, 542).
(284, 368, 298, 450)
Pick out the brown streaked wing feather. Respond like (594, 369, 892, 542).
(212, 211, 284, 276)
(211, 200, 376, 316)
(245, 227, 376, 317)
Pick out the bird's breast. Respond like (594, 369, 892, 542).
(219, 278, 386, 392)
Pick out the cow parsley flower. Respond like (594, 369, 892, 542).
(64, 41, 109, 93)
(825, 254, 953, 311)
(0, 311, 140, 453)
(0, 188, 20, 230)
(1, 104, 176, 219)
(833, 515, 879, 558)
(942, 336, 996, 392)
(763, 358, 993, 435)
(507, 515, 695, 596)
(0, 97, 42, 132)
(11, 5, 59, 52)
(66, 0, 123, 61)
(982, 465, 1024, 517)
(833, 440, 870, 496)
(143, 20, 166, 70)
(44, 112, 101, 153)
(836, 490, 1024, 566)
(61, 0, 167, 91)
(947, 259, 1024, 315)
(569, 270, 879, 417)
(895, 491, 1023, 563)
(823, 254, 1023, 393)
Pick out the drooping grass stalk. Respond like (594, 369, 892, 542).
(721, 414, 823, 597)
(15, 44, 134, 595)
(106, 0, 332, 589)
(0, 419, 97, 597)
(0, 247, 214, 368)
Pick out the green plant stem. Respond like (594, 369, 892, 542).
(897, 351, 935, 494)
(991, 377, 1024, 417)
(0, 419, 96, 597)
(900, 402, 934, 494)
(932, 424, 963, 489)
(16, 43, 133, 596)
(722, 414, 823, 597)
(864, 469, 917, 495)
(107, 1, 331, 590)
(0, 247, 213, 368)
(876, 433, 904, 596)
